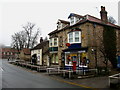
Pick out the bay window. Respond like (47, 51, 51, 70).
(68, 31, 81, 43)
(69, 33, 73, 43)
(75, 31, 80, 42)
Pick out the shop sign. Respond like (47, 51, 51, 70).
(65, 52, 70, 54)
(78, 50, 86, 53)
(70, 54, 77, 57)
(66, 43, 71, 47)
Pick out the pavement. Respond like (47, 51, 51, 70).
(6, 59, 119, 90)
(45, 74, 110, 90)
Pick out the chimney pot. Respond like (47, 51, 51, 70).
(100, 6, 108, 22)
(40, 37, 43, 43)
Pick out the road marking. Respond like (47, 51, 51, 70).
(10, 63, 99, 90)
(0, 67, 3, 71)
(49, 76, 99, 90)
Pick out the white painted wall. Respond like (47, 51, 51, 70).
(31, 49, 42, 65)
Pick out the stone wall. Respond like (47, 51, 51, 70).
(49, 22, 120, 68)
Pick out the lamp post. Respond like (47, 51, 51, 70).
(91, 48, 97, 69)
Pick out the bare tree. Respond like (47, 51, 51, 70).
(98, 35, 108, 68)
(44, 36, 48, 41)
(11, 22, 40, 51)
(108, 16, 117, 24)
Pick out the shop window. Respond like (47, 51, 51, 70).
(51, 54, 58, 64)
(65, 52, 88, 66)
(65, 53, 79, 66)
(56, 55, 58, 63)
(52, 55, 55, 63)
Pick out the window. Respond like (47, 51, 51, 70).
(7, 52, 9, 55)
(68, 31, 81, 43)
(56, 55, 58, 63)
(57, 23, 62, 30)
(75, 17, 80, 23)
(75, 31, 79, 42)
(65, 53, 79, 66)
(69, 33, 73, 43)
(49, 38, 58, 47)
(51, 54, 58, 64)
(70, 17, 74, 25)
(54, 38, 57, 46)
(49, 39, 52, 47)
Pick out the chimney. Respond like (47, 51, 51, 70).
(40, 37, 43, 43)
(100, 6, 108, 22)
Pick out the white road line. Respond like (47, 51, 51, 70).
(0, 67, 3, 71)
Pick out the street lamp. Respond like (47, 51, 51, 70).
(91, 48, 97, 69)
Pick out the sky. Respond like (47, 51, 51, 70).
(0, 0, 119, 46)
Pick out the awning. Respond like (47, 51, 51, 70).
(63, 47, 88, 52)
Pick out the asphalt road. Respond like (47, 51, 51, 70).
(1, 59, 83, 89)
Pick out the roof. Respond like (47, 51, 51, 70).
(21, 48, 30, 55)
(1, 48, 18, 53)
(48, 25, 70, 35)
(85, 14, 120, 29)
(57, 19, 70, 24)
(68, 13, 84, 18)
(31, 40, 49, 50)
(48, 13, 120, 35)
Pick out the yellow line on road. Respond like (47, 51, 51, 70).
(10, 64, 99, 90)
(50, 76, 99, 90)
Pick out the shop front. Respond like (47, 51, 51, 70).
(63, 47, 88, 70)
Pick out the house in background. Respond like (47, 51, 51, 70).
(48, 6, 120, 69)
(1, 47, 19, 59)
(19, 48, 31, 62)
(31, 37, 49, 66)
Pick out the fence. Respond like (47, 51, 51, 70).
(109, 73, 120, 88)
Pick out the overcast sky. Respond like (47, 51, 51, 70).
(0, 0, 119, 46)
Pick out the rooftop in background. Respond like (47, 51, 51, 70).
(31, 40, 49, 50)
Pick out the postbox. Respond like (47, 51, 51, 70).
(72, 61, 76, 71)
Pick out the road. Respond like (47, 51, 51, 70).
(1, 59, 83, 89)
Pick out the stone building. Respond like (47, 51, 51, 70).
(19, 48, 31, 61)
(48, 19, 70, 67)
(48, 6, 120, 69)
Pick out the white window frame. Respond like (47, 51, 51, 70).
(49, 38, 53, 47)
(75, 17, 80, 23)
(68, 31, 81, 44)
(70, 16, 74, 25)
(49, 38, 58, 47)
(57, 23, 63, 30)
(54, 38, 58, 46)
